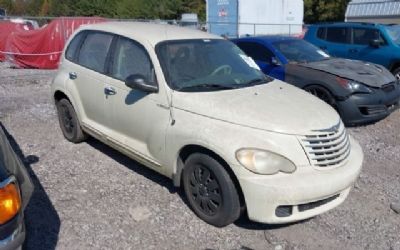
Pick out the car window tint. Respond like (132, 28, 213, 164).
(317, 27, 326, 39)
(236, 42, 274, 63)
(65, 31, 85, 62)
(110, 37, 155, 85)
(353, 28, 384, 45)
(326, 27, 349, 44)
(77, 32, 113, 73)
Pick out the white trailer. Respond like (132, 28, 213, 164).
(206, 0, 304, 37)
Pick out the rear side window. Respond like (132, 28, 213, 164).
(110, 36, 156, 85)
(236, 42, 274, 63)
(77, 32, 114, 73)
(353, 28, 385, 45)
(65, 31, 85, 62)
(326, 27, 349, 44)
(317, 27, 326, 39)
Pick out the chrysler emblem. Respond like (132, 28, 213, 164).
(313, 121, 341, 133)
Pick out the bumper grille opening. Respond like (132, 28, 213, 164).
(299, 122, 351, 167)
(275, 206, 293, 218)
(298, 194, 340, 212)
(359, 106, 387, 116)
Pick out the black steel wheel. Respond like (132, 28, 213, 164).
(56, 99, 87, 143)
(182, 153, 241, 227)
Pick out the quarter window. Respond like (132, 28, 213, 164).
(110, 37, 155, 84)
(236, 42, 274, 63)
(326, 27, 349, 44)
(65, 31, 85, 62)
(77, 32, 113, 73)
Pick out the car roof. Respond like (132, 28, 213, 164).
(234, 35, 300, 44)
(78, 21, 222, 46)
(310, 22, 386, 28)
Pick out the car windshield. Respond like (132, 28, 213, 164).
(273, 39, 330, 63)
(156, 39, 271, 92)
(385, 25, 400, 44)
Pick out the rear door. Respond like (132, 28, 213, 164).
(236, 41, 285, 80)
(66, 31, 114, 133)
(348, 27, 391, 67)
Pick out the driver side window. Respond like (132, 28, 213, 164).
(110, 36, 156, 85)
(236, 42, 274, 64)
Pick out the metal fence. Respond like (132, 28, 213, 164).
(1, 16, 304, 39)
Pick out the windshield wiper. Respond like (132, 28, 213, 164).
(177, 83, 235, 91)
(244, 77, 271, 86)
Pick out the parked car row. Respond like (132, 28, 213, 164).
(52, 22, 364, 228)
(232, 35, 400, 125)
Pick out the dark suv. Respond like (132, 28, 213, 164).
(305, 22, 400, 79)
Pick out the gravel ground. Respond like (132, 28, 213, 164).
(0, 62, 399, 250)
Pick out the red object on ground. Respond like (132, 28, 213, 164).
(0, 17, 105, 69)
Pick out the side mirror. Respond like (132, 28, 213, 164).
(369, 39, 381, 48)
(271, 57, 281, 66)
(125, 74, 158, 93)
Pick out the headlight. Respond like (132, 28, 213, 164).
(336, 77, 372, 94)
(236, 149, 296, 175)
(0, 177, 21, 225)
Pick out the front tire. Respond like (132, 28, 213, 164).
(56, 99, 87, 143)
(305, 85, 338, 110)
(182, 153, 241, 227)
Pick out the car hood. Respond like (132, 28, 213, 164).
(172, 80, 340, 136)
(299, 58, 396, 87)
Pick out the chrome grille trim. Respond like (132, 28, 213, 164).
(299, 121, 351, 167)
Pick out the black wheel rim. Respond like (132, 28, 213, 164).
(189, 165, 222, 216)
(395, 72, 400, 81)
(307, 88, 334, 106)
(60, 104, 74, 134)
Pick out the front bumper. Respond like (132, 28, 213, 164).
(237, 136, 363, 224)
(337, 85, 400, 126)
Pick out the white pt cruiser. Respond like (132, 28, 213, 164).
(51, 22, 363, 227)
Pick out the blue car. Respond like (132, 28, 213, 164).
(304, 22, 400, 79)
(232, 36, 400, 125)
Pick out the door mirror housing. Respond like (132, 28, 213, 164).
(125, 74, 158, 93)
(369, 39, 381, 48)
(271, 57, 281, 66)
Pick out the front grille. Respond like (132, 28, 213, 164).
(299, 122, 351, 167)
(359, 105, 387, 116)
(382, 82, 395, 93)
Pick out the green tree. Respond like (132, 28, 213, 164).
(305, 0, 351, 23)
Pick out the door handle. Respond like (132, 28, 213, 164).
(69, 72, 77, 80)
(104, 86, 116, 95)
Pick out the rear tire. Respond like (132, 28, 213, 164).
(182, 153, 241, 227)
(56, 99, 87, 143)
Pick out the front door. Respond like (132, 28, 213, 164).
(104, 36, 170, 168)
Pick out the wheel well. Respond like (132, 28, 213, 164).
(54, 91, 69, 102)
(390, 62, 400, 73)
(175, 145, 246, 208)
